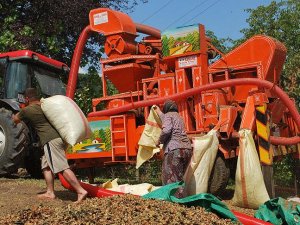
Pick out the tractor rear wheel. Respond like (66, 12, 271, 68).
(0, 108, 28, 176)
(208, 155, 230, 196)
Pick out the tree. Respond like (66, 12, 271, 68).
(238, 0, 300, 105)
(0, 0, 147, 68)
(206, 30, 232, 54)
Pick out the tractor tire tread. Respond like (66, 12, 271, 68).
(0, 108, 28, 176)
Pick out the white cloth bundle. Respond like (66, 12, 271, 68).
(136, 105, 162, 169)
(41, 95, 92, 146)
(232, 129, 270, 209)
(183, 129, 219, 195)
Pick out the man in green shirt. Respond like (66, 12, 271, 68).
(13, 88, 87, 203)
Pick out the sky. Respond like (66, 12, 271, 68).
(129, 0, 279, 40)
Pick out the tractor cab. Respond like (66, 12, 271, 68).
(0, 50, 69, 177)
(0, 50, 68, 109)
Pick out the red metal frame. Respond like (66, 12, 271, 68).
(65, 8, 300, 169)
(0, 50, 68, 69)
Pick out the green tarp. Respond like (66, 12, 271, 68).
(255, 197, 300, 225)
(142, 181, 238, 222)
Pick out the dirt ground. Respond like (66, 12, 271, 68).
(0, 171, 297, 221)
(0, 176, 77, 218)
(0, 172, 257, 219)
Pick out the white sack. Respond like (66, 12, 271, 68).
(109, 183, 154, 196)
(41, 95, 92, 146)
(183, 129, 219, 195)
(136, 105, 162, 169)
(232, 129, 270, 209)
(103, 179, 159, 196)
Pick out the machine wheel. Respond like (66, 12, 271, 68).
(0, 108, 28, 176)
(208, 155, 230, 196)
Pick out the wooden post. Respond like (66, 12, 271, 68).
(261, 165, 275, 198)
(294, 144, 300, 196)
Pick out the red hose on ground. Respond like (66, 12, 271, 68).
(232, 210, 272, 225)
(58, 173, 124, 198)
(88, 78, 300, 145)
(59, 174, 272, 225)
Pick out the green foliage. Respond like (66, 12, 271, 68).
(77, 159, 162, 185)
(138, 159, 162, 185)
(238, 0, 300, 105)
(74, 69, 102, 114)
(273, 155, 295, 186)
(205, 30, 233, 54)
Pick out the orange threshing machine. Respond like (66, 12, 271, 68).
(65, 8, 300, 197)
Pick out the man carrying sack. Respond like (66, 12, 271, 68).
(13, 88, 87, 203)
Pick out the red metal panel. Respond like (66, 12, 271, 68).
(192, 66, 204, 130)
(202, 92, 218, 128)
(103, 63, 154, 93)
(108, 99, 126, 109)
(209, 35, 287, 83)
(89, 8, 136, 36)
(240, 96, 256, 130)
(219, 106, 238, 137)
(176, 69, 186, 93)
(202, 91, 227, 129)
(158, 77, 175, 97)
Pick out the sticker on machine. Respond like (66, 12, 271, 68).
(93, 11, 108, 25)
(178, 55, 198, 68)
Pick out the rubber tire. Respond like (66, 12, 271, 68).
(0, 108, 28, 176)
(208, 155, 231, 196)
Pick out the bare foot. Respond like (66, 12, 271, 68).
(37, 193, 56, 200)
(74, 190, 88, 203)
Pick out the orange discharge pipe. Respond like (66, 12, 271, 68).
(88, 78, 300, 145)
(135, 23, 161, 39)
(66, 25, 92, 99)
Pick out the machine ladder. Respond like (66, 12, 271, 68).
(109, 115, 129, 162)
